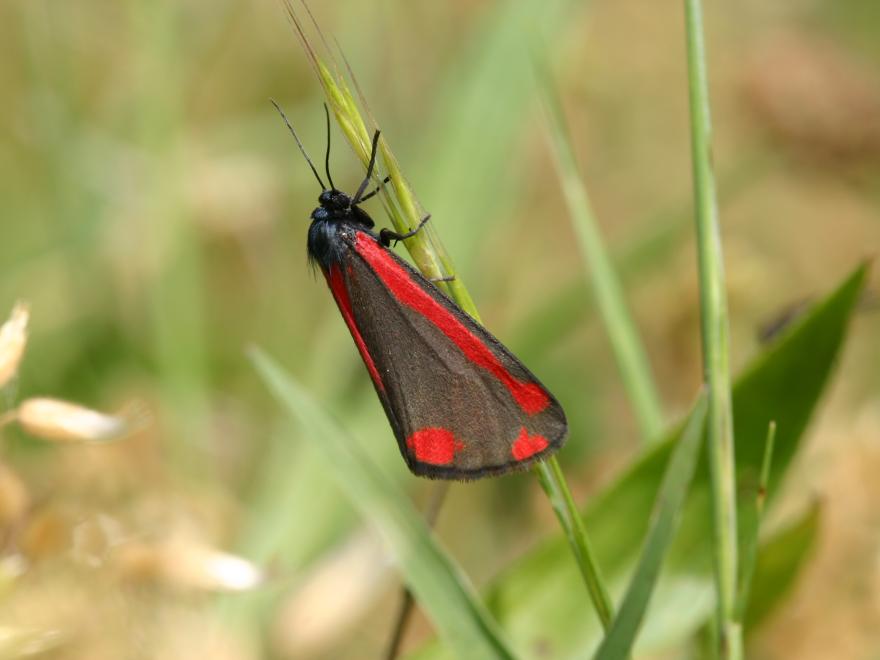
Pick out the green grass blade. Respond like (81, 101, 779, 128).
(535, 458, 615, 630)
(537, 64, 664, 444)
(682, 0, 738, 653)
(594, 392, 708, 660)
(736, 421, 776, 620)
(250, 347, 520, 660)
(129, 0, 212, 470)
(413, 0, 595, 270)
(480, 263, 867, 657)
(508, 151, 776, 364)
(696, 500, 821, 655)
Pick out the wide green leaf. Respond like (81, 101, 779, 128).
(251, 348, 520, 660)
(484, 262, 867, 658)
(744, 501, 821, 633)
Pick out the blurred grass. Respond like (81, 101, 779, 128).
(0, 0, 878, 658)
(594, 391, 707, 660)
(251, 347, 519, 659)
(742, 501, 821, 633)
(483, 263, 867, 657)
(538, 58, 663, 443)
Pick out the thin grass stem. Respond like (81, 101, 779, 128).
(535, 457, 615, 629)
(536, 58, 664, 444)
(385, 482, 450, 659)
(682, 0, 739, 656)
(736, 422, 776, 620)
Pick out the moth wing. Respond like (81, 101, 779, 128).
(324, 229, 567, 480)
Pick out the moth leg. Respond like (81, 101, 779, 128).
(380, 214, 432, 247)
(354, 176, 392, 204)
(430, 275, 456, 283)
(351, 130, 382, 204)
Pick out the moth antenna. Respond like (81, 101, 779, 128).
(323, 103, 336, 191)
(270, 99, 326, 190)
(352, 129, 381, 205)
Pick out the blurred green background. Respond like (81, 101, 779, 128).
(1, 0, 879, 658)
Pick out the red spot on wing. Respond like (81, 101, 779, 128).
(325, 264, 385, 392)
(407, 428, 464, 465)
(511, 427, 549, 461)
(355, 234, 550, 415)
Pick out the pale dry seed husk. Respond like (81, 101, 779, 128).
(0, 302, 29, 389)
(115, 538, 263, 592)
(17, 398, 133, 443)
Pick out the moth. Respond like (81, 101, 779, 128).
(277, 103, 568, 479)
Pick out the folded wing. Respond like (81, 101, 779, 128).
(323, 228, 567, 480)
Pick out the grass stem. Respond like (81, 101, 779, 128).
(385, 482, 450, 659)
(736, 421, 776, 620)
(683, 0, 739, 656)
(537, 62, 664, 444)
(535, 457, 615, 629)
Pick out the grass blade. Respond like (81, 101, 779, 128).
(594, 392, 708, 660)
(482, 263, 867, 657)
(250, 347, 519, 660)
(537, 63, 664, 444)
(535, 458, 615, 630)
(736, 421, 776, 620)
(682, 0, 739, 654)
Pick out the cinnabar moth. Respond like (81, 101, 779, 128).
(276, 103, 568, 479)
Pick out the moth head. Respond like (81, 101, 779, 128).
(319, 189, 351, 209)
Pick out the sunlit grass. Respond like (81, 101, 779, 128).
(0, 0, 876, 658)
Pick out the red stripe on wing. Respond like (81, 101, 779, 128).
(354, 233, 550, 415)
(325, 264, 385, 392)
